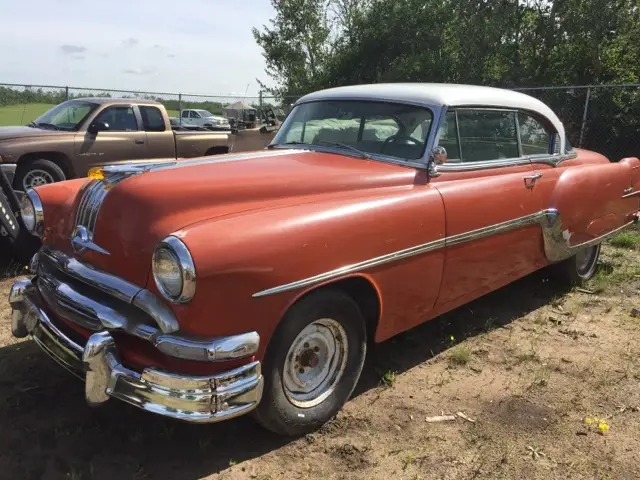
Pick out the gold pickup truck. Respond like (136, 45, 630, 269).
(0, 98, 231, 191)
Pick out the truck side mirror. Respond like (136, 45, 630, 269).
(88, 121, 109, 134)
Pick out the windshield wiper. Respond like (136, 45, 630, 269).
(32, 122, 60, 130)
(266, 141, 305, 149)
(317, 141, 371, 159)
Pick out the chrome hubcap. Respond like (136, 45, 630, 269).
(283, 318, 348, 408)
(23, 170, 55, 190)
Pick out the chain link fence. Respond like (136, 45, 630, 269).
(0, 82, 637, 159)
(514, 84, 640, 160)
(0, 83, 298, 128)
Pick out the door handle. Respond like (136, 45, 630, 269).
(135, 139, 145, 145)
(523, 173, 542, 188)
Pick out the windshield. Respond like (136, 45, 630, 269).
(198, 110, 214, 117)
(32, 100, 98, 131)
(272, 100, 434, 161)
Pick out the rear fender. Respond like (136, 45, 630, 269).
(544, 160, 638, 258)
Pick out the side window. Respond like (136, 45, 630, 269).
(139, 106, 166, 132)
(457, 110, 518, 162)
(95, 106, 138, 131)
(190, 111, 200, 119)
(436, 110, 460, 161)
(518, 112, 551, 155)
(181, 110, 189, 118)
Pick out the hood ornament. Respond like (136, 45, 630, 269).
(71, 225, 110, 255)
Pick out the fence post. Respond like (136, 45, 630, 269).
(65, 86, 69, 101)
(178, 93, 182, 126)
(579, 87, 591, 148)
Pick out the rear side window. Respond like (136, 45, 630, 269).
(518, 113, 551, 155)
(139, 106, 166, 132)
(457, 110, 518, 162)
(181, 110, 189, 118)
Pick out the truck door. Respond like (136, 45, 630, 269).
(138, 105, 175, 159)
(430, 108, 544, 311)
(75, 104, 147, 175)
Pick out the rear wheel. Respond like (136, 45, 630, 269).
(253, 289, 367, 436)
(551, 244, 600, 285)
(15, 159, 66, 191)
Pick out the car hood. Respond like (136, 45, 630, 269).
(0, 126, 67, 141)
(75, 149, 418, 286)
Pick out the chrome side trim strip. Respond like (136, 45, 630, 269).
(622, 190, 640, 199)
(253, 208, 637, 298)
(252, 237, 446, 298)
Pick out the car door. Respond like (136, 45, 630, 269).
(75, 104, 147, 174)
(430, 108, 545, 311)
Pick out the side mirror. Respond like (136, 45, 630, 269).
(428, 146, 447, 177)
(88, 121, 109, 134)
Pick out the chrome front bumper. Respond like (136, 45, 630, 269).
(9, 279, 263, 423)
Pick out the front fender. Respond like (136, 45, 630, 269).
(166, 185, 446, 349)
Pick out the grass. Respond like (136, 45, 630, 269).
(448, 346, 472, 366)
(379, 369, 396, 387)
(609, 230, 640, 250)
(0, 103, 57, 126)
(0, 103, 181, 126)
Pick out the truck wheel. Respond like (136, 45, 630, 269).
(551, 244, 600, 285)
(253, 289, 367, 436)
(14, 159, 66, 191)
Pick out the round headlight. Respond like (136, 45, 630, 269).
(20, 189, 44, 237)
(152, 236, 196, 303)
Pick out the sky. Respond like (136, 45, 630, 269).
(0, 0, 276, 98)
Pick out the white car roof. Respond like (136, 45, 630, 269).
(297, 83, 566, 150)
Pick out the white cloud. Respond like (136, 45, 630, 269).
(0, 0, 276, 97)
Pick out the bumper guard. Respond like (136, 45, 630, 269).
(9, 279, 263, 423)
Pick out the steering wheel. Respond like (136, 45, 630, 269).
(381, 134, 422, 154)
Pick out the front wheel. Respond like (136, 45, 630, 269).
(253, 289, 367, 436)
(551, 244, 601, 285)
(14, 159, 66, 191)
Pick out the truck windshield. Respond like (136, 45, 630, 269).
(272, 100, 434, 161)
(32, 100, 98, 131)
(198, 110, 214, 117)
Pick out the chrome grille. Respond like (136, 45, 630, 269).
(74, 173, 128, 238)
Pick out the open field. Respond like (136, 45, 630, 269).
(0, 103, 57, 126)
(0, 104, 181, 126)
(0, 227, 639, 479)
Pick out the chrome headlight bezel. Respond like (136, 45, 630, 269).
(152, 235, 196, 304)
(20, 189, 44, 237)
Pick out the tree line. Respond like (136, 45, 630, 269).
(253, 0, 640, 159)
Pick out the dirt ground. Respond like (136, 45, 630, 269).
(1, 230, 639, 480)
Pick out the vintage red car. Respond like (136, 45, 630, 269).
(9, 83, 640, 436)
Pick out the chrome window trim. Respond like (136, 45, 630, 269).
(433, 105, 575, 172)
(253, 209, 638, 298)
(152, 235, 197, 304)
